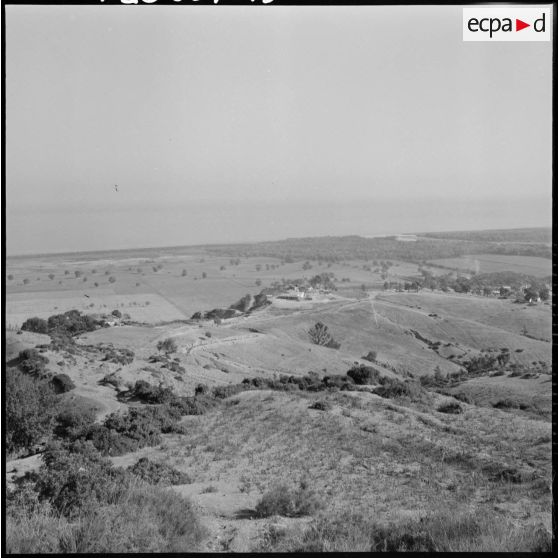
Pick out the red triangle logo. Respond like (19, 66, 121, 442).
(516, 19, 530, 31)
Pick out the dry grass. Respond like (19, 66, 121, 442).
(6, 481, 206, 553)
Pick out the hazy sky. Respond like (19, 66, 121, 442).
(6, 4, 552, 254)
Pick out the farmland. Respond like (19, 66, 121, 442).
(4, 230, 553, 552)
(427, 254, 552, 278)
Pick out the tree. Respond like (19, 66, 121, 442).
(8, 274, 14, 280)
(308, 322, 340, 349)
(157, 338, 177, 354)
(23, 278, 30, 285)
(74, 271, 82, 278)
(202, 272, 207, 279)
(48, 273, 55, 280)
(108, 276, 116, 283)
(181, 269, 188, 277)
(6, 369, 58, 453)
(539, 287, 549, 301)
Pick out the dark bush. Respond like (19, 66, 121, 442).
(132, 380, 175, 404)
(492, 399, 520, 409)
(101, 346, 134, 365)
(374, 378, 424, 400)
(78, 424, 139, 456)
(111, 309, 122, 318)
(35, 441, 130, 518)
(437, 401, 463, 414)
(362, 350, 377, 363)
(47, 310, 101, 337)
(51, 374, 76, 394)
(212, 384, 250, 399)
(194, 384, 209, 396)
(347, 364, 381, 385)
(309, 400, 332, 411)
(157, 338, 178, 354)
(6, 369, 59, 453)
(170, 395, 218, 416)
(128, 457, 191, 486)
(17, 349, 49, 377)
(55, 407, 97, 439)
(21, 317, 49, 334)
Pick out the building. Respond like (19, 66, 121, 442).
(396, 234, 418, 242)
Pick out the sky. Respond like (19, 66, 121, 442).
(5, 4, 553, 255)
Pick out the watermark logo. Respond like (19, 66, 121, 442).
(463, 7, 551, 41)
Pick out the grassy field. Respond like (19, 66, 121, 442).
(427, 254, 551, 278)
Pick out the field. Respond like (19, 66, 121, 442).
(4, 236, 553, 552)
(427, 254, 552, 278)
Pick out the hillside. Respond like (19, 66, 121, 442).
(5, 245, 552, 553)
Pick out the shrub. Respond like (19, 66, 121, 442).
(157, 338, 178, 354)
(55, 407, 97, 439)
(437, 401, 463, 414)
(132, 380, 175, 404)
(100, 346, 134, 365)
(362, 350, 377, 363)
(78, 425, 139, 456)
(255, 479, 322, 518)
(128, 457, 191, 486)
(111, 309, 122, 318)
(212, 384, 250, 399)
(6, 369, 59, 453)
(310, 400, 332, 411)
(21, 317, 49, 334)
(194, 384, 209, 396)
(171, 395, 217, 415)
(35, 441, 130, 518)
(492, 398, 520, 409)
(51, 374, 76, 394)
(17, 349, 49, 377)
(374, 378, 425, 401)
(347, 365, 381, 385)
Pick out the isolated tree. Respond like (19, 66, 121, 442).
(255, 279, 262, 287)
(23, 278, 30, 285)
(308, 322, 333, 347)
(523, 286, 538, 302)
(255, 264, 262, 272)
(202, 272, 207, 279)
(108, 276, 116, 283)
(7, 274, 14, 280)
(74, 271, 82, 278)
(48, 273, 55, 280)
(94, 282, 99, 288)
(181, 269, 188, 277)
(220, 266, 226, 271)
(64, 270, 70, 275)
(157, 338, 177, 354)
